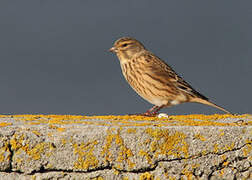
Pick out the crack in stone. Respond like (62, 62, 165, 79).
(213, 142, 251, 156)
(115, 142, 251, 174)
(207, 156, 250, 179)
(2, 142, 251, 175)
(7, 143, 13, 172)
(29, 165, 113, 175)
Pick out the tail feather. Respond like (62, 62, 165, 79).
(192, 98, 231, 114)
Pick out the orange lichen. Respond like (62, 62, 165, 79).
(0, 114, 250, 127)
(56, 127, 66, 132)
(0, 122, 12, 127)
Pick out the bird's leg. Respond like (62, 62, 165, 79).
(151, 105, 165, 115)
(131, 105, 165, 116)
(143, 105, 164, 116)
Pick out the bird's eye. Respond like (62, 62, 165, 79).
(122, 43, 128, 47)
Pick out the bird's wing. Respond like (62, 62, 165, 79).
(143, 53, 208, 100)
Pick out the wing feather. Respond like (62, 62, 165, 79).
(142, 52, 208, 100)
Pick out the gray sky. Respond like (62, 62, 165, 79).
(0, 0, 251, 115)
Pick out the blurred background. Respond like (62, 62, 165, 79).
(0, 0, 251, 115)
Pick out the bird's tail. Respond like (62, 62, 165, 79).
(192, 98, 231, 114)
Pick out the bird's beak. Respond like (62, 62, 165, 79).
(109, 46, 117, 53)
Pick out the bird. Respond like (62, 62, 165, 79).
(109, 37, 231, 116)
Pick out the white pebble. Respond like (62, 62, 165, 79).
(158, 113, 169, 118)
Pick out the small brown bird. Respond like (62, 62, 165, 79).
(109, 37, 230, 116)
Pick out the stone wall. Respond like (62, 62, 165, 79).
(0, 114, 251, 179)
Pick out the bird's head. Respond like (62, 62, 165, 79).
(109, 37, 145, 61)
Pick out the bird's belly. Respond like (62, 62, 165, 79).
(124, 80, 166, 106)
(128, 84, 168, 106)
(146, 97, 169, 106)
(132, 84, 187, 107)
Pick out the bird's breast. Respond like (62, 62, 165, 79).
(120, 61, 169, 106)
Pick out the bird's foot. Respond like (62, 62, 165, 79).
(141, 112, 158, 117)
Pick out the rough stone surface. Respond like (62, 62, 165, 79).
(0, 114, 251, 179)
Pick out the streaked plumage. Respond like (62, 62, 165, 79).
(109, 37, 230, 116)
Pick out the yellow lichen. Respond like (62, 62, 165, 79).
(223, 161, 230, 166)
(145, 128, 189, 159)
(10, 134, 53, 161)
(182, 165, 194, 180)
(201, 150, 207, 155)
(32, 130, 41, 136)
(0, 142, 10, 162)
(166, 176, 176, 180)
(48, 124, 57, 129)
(221, 155, 227, 161)
(113, 167, 120, 175)
(139, 172, 154, 180)
(45, 163, 53, 168)
(46, 143, 56, 157)
(56, 127, 66, 132)
(219, 130, 225, 137)
(219, 169, 225, 176)
(27, 143, 46, 160)
(224, 142, 235, 151)
(138, 150, 152, 164)
(127, 128, 136, 134)
(0, 114, 249, 127)
(213, 144, 219, 153)
(61, 138, 67, 145)
(243, 140, 252, 157)
(194, 133, 206, 141)
(73, 140, 99, 170)
(101, 129, 135, 169)
(10, 134, 25, 151)
(47, 132, 53, 137)
(15, 157, 23, 164)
